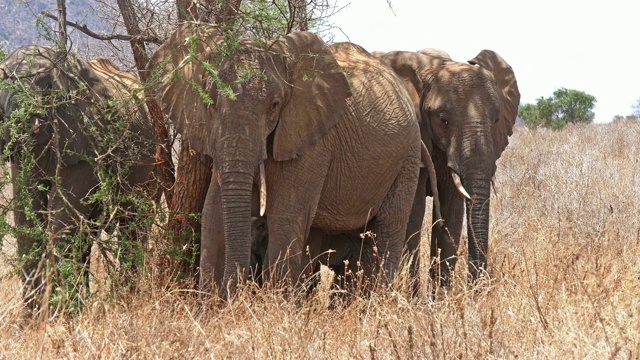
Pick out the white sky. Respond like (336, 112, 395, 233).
(327, 0, 639, 123)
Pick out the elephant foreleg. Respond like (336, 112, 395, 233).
(430, 182, 464, 286)
(265, 213, 315, 289)
(200, 175, 225, 292)
(11, 162, 49, 313)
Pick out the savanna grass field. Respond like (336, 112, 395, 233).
(1, 122, 639, 358)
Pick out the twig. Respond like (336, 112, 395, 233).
(42, 12, 164, 45)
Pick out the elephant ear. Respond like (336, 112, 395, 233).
(272, 31, 351, 161)
(468, 50, 520, 160)
(149, 23, 223, 155)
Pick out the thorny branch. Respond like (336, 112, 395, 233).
(42, 13, 164, 45)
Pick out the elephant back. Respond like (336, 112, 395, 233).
(85, 58, 153, 140)
(376, 51, 447, 116)
(80, 57, 156, 187)
(330, 43, 415, 121)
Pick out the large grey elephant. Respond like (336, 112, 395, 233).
(374, 49, 520, 284)
(0, 46, 158, 312)
(151, 24, 424, 296)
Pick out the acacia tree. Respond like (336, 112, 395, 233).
(519, 88, 596, 129)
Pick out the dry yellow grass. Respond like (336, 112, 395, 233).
(1, 122, 639, 359)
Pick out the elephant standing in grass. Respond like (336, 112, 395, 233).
(152, 24, 425, 297)
(374, 49, 520, 284)
(0, 46, 158, 313)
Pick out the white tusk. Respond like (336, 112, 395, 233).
(451, 172, 471, 200)
(259, 162, 267, 216)
(491, 175, 498, 195)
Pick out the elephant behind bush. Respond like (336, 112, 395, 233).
(0, 46, 158, 315)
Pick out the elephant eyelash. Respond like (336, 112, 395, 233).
(270, 100, 281, 112)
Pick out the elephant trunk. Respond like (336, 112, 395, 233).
(217, 135, 261, 298)
(465, 179, 491, 282)
(452, 119, 495, 282)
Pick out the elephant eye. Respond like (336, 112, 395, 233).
(270, 99, 281, 112)
(439, 114, 448, 126)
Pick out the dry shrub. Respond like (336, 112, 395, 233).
(1, 123, 639, 358)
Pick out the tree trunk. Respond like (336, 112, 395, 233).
(116, 0, 175, 202)
(176, 0, 197, 21)
(167, 141, 212, 282)
(56, 0, 68, 47)
(288, 0, 308, 32)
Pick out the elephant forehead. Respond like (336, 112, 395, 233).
(1, 46, 58, 78)
(441, 62, 489, 80)
(436, 65, 498, 97)
(214, 53, 283, 95)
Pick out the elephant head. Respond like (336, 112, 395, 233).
(378, 49, 520, 282)
(0, 46, 145, 166)
(151, 24, 351, 294)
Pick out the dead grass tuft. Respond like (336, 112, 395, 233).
(1, 122, 640, 358)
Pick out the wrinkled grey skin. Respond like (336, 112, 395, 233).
(152, 25, 423, 297)
(249, 139, 442, 295)
(0, 46, 157, 311)
(374, 49, 520, 284)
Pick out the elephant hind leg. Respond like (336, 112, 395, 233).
(369, 148, 421, 287)
(264, 214, 316, 290)
(403, 167, 429, 297)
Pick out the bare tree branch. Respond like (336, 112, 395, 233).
(42, 12, 164, 45)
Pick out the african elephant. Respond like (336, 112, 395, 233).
(374, 49, 520, 284)
(151, 24, 424, 297)
(0, 46, 158, 312)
